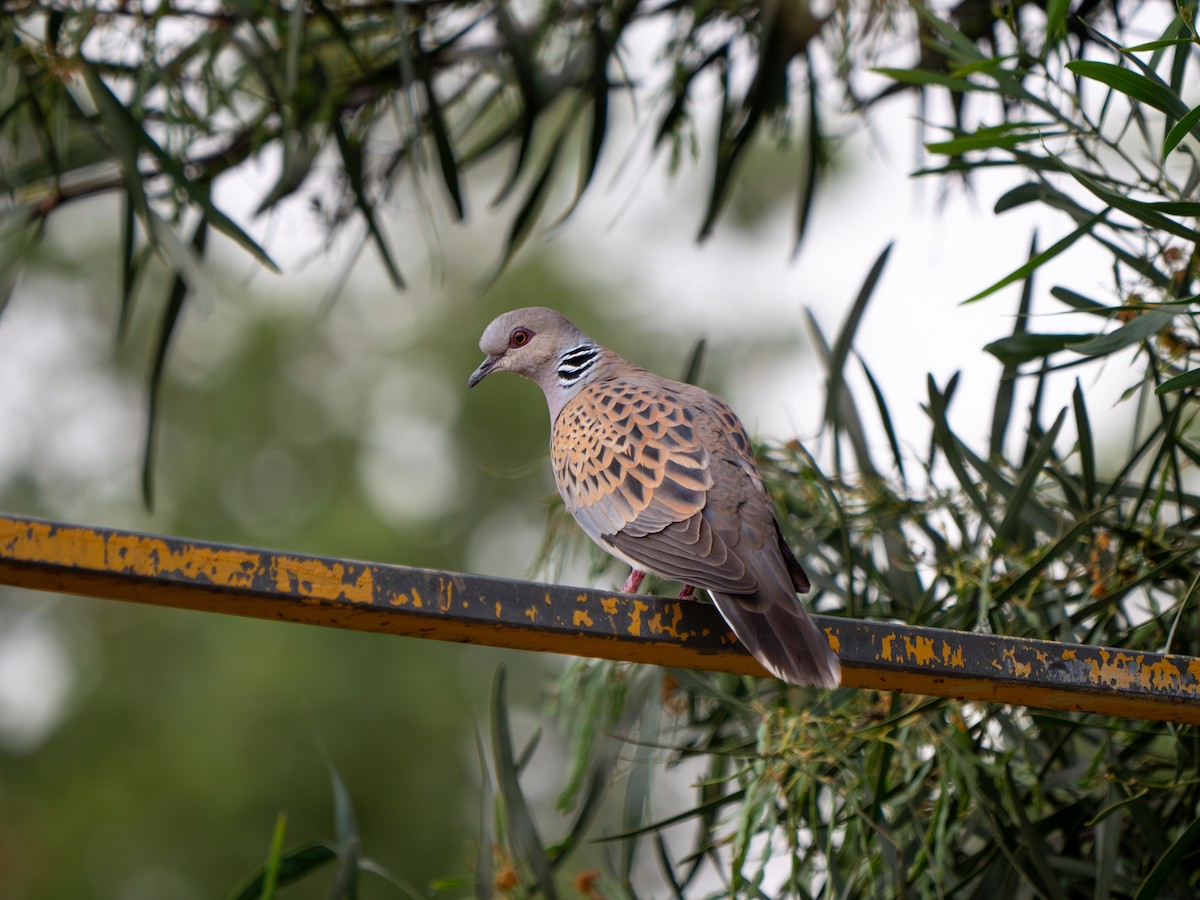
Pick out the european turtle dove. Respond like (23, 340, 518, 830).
(468, 308, 840, 688)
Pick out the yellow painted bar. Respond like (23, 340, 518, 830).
(1, 513, 1198, 724)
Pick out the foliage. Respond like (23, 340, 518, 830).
(453, 4, 1200, 898)
(4, 0, 1200, 898)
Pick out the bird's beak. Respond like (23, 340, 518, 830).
(467, 353, 503, 388)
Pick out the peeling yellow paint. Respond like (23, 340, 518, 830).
(1062, 648, 1077, 660)
(825, 629, 841, 653)
(628, 599, 648, 636)
(940, 641, 965, 668)
(390, 593, 409, 607)
(880, 633, 896, 661)
(438, 579, 453, 612)
(904, 635, 935, 665)
(544, 592, 552, 605)
(1002, 647, 1032, 677)
(271, 557, 373, 604)
(1086, 648, 1137, 688)
(411, 587, 423, 609)
(495, 601, 502, 618)
(573, 610, 593, 627)
(601, 597, 618, 616)
(649, 602, 686, 640)
(525, 605, 538, 622)
(576, 593, 588, 603)
(1142, 657, 1186, 691)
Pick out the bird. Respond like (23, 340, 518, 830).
(467, 307, 840, 688)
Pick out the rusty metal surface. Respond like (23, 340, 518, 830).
(1, 513, 1198, 724)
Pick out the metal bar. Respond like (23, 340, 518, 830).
(1, 513, 1198, 724)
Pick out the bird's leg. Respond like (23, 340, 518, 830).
(677, 584, 695, 600)
(621, 569, 646, 594)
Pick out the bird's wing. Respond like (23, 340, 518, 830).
(552, 379, 759, 593)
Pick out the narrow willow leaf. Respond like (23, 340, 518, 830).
(84, 62, 280, 272)
(1155, 367, 1200, 394)
(261, 814, 287, 900)
(654, 45, 726, 151)
(872, 67, 979, 92)
(858, 353, 906, 482)
(494, 119, 573, 279)
(993, 408, 1066, 547)
(1164, 103, 1200, 157)
(681, 337, 706, 385)
(142, 217, 208, 509)
(1050, 286, 1112, 315)
(1123, 38, 1197, 52)
(1067, 310, 1174, 356)
(1072, 381, 1096, 509)
(118, 193, 139, 341)
(984, 332, 1096, 365)
(492, 0, 541, 205)
(992, 510, 1105, 606)
(990, 233, 1039, 461)
(228, 842, 338, 900)
(1044, 0, 1069, 46)
(490, 668, 558, 900)
(1142, 198, 1200, 214)
(965, 214, 1103, 303)
(1045, 153, 1200, 242)
(1066, 60, 1189, 118)
(326, 757, 360, 900)
(926, 131, 1052, 155)
(422, 64, 465, 219)
(926, 376, 995, 529)
(331, 118, 404, 289)
(1131, 792, 1200, 899)
(793, 56, 820, 254)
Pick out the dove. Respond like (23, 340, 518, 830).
(468, 307, 840, 688)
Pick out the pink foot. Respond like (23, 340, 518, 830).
(622, 569, 646, 594)
(677, 584, 695, 600)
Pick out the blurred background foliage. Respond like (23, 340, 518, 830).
(2, 0, 1200, 898)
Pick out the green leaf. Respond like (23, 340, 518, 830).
(984, 333, 1096, 366)
(1072, 380, 1096, 509)
(82, 62, 281, 273)
(965, 213, 1103, 304)
(227, 842, 338, 900)
(491, 668, 558, 900)
(1050, 286, 1112, 316)
(1066, 60, 1189, 118)
(1044, 153, 1200, 242)
(1164, 102, 1200, 157)
(326, 756, 360, 900)
(1132, 802, 1200, 899)
(142, 217, 208, 509)
(331, 118, 405, 290)
(990, 233, 1039, 461)
(858, 354, 906, 482)
(1155, 367, 1200, 394)
(261, 814, 287, 900)
(1067, 310, 1174, 356)
(993, 408, 1066, 547)
(926, 130, 1054, 155)
(1044, 0, 1070, 46)
(493, 117, 575, 280)
(793, 55, 820, 254)
(872, 67, 979, 92)
(991, 511, 1103, 606)
(420, 56, 465, 220)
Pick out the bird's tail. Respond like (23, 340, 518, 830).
(709, 593, 841, 689)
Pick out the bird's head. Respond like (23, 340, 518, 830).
(468, 307, 595, 394)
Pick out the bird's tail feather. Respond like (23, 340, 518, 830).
(710, 593, 841, 688)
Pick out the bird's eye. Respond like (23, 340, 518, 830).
(508, 327, 533, 348)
